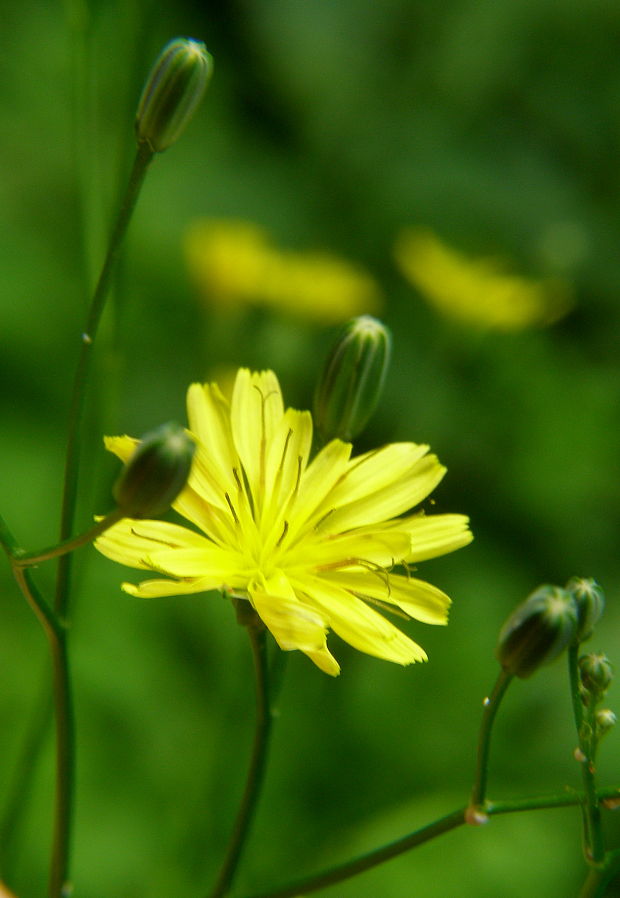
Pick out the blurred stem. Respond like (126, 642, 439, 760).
(55, 140, 154, 620)
(9, 567, 74, 898)
(468, 668, 513, 812)
(568, 645, 605, 864)
(0, 674, 52, 880)
(578, 850, 620, 898)
(15, 509, 124, 567)
(243, 789, 620, 898)
(208, 610, 273, 898)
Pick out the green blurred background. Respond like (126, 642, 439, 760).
(2, 1, 620, 896)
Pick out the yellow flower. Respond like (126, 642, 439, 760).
(394, 228, 572, 331)
(95, 369, 472, 675)
(185, 220, 381, 324)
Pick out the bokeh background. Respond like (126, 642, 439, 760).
(2, 1, 620, 896)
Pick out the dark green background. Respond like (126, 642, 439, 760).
(1, 1, 619, 895)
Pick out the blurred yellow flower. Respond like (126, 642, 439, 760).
(96, 369, 472, 675)
(394, 228, 572, 331)
(185, 219, 381, 324)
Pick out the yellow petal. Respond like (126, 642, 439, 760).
(321, 570, 451, 625)
(292, 529, 411, 570)
(248, 572, 331, 656)
(122, 577, 217, 598)
(104, 434, 139, 462)
(231, 369, 284, 500)
(296, 575, 427, 664)
(95, 518, 208, 570)
(403, 513, 473, 561)
(322, 454, 446, 532)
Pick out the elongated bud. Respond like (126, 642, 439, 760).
(113, 422, 195, 518)
(314, 315, 391, 442)
(136, 37, 213, 152)
(579, 653, 613, 702)
(565, 577, 605, 643)
(496, 585, 577, 678)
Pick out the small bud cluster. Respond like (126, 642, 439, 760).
(495, 577, 615, 745)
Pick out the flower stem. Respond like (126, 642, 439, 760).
(54, 140, 154, 620)
(568, 645, 606, 865)
(208, 617, 273, 898)
(468, 668, 513, 812)
(10, 567, 73, 898)
(578, 850, 620, 898)
(242, 788, 620, 898)
(0, 675, 52, 880)
(14, 509, 124, 568)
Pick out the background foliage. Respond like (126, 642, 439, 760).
(1, 1, 619, 896)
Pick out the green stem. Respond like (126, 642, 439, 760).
(208, 619, 273, 898)
(15, 509, 124, 568)
(11, 568, 74, 898)
(54, 140, 154, 620)
(241, 788, 620, 898)
(244, 809, 467, 898)
(469, 668, 513, 811)
(568, 645, 605, 864)
(0, 676, 52, 880)
(578, 851, 620, 898)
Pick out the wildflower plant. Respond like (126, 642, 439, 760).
(0, 25, 619, 898)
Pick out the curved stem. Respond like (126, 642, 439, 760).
(242, 788, 620, 898)
(54, 140, 154, 619)
(244, 808, 467, 898)
(208, 618, 273, 898)
(15, 509, 124, 568)
(469, 668, 513, 811)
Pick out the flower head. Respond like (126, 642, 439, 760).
(184, 220, 381, 323)
(394, 228, 572, 331)
(95, 369, 472, 675)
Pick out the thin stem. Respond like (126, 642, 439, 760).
(0, 676, 52, 879)
(55, 140, 154, 619)
(568, 645, 605, 864)
(15, 509, 124, 567)
(12, 568, 74, 898)
(242, 788, 620, 898)
(578, 850, 620, 898)
(469, 668, 513, 811)
(208, 619, 273, 898)
(244, 809, 467, 898)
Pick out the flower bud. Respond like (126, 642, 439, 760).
(565, 577, 605, 643)
(136, 37, 213, 152)
(579, 653, 613, 701)
(595, 708, 616, 740)
(496, 585, 578, 679)
(113, 422, 195, 518)
(314, 315, 391, 442)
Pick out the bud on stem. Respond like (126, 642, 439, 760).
(496, 584, 578, 678)
(113, 422, 195, 518)
(314, 315, 391, 442)
(136, 37, 213, 152)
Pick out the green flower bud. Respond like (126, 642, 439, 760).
(113, 422, 195, 518)
(595, 708, 616, 740)
(136, 37, 213, 152)
(496, 585, 578, 679)
(314, 315, 391, 442)
(565, 577, 605, 643)
(579, 653, 613, 701)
